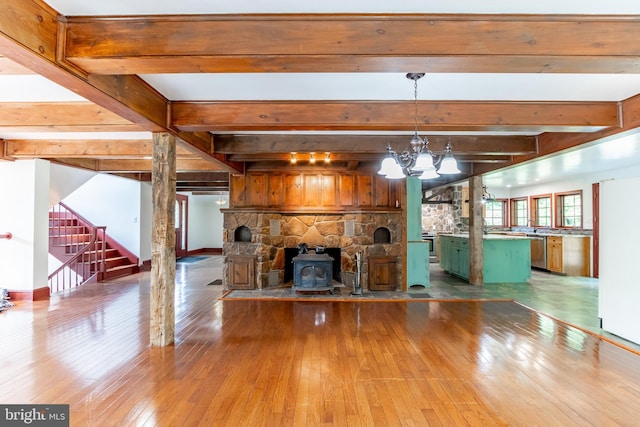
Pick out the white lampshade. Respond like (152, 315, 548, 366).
(384, 159, 406, 179)
(411, 152, 435, 172)
(418, 169, 440, 180)
(378, 156, 398, 175)
(438, 153, 461, 174)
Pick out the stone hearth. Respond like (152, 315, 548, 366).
(223, 212, 402, 290)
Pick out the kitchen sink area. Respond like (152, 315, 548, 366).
(489, 228, 592, 277)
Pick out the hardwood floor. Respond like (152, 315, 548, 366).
(2, 256, 640, 426)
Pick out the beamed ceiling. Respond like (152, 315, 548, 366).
(2, 1, 640, 192)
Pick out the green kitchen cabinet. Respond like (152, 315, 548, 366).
(439, 234, 531, 283)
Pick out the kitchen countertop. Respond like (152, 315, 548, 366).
(446, 233, 531, 240)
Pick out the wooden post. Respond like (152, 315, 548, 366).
(469, 176, 484, 285)
(150, 132, 177, 347)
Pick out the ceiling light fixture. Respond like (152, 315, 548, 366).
(378, 73, 460, 180)
(324, 152, 331, 164)
(290, 153, 297, 164)
(215, 193, 227, 206)
(309, 153, 316, 164)
(482, 185, 496, 202)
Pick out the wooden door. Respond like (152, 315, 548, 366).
(175, 194, 188, 259)
(368, 256, 397, 291)
(228, 255, 256, 289)
(546, 236, 563, 273)
(592, 182, 599, 278)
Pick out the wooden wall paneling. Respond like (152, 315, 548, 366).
(339, 174, 355, 208)
(374, 175, 390, 207)
(230, 174, 247, 207)
(321, 174, 337, 208)
(268, 173, 283, 206)
(303, 173, 322, 207)
(248, 172, 267, 206)
(356, 174, 373, 207)
(283, 173, 302, 207)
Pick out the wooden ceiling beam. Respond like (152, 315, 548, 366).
(0, 0, 243, 174)
(174, 101, 617, 132)
(62, 14, 640, 74)
(473, 93, 640, 176)
(0, 102, 146, 132)
(0, 55, 34, 75)
(108, 171, 229, 184)
(228, 152, 510, 163)
(214, 134, 538, 155)
(5, 138, 197, 158)
(48, 157, 223, 173)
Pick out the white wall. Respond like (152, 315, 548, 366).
(63, 174, 144, 259)
(139, 182, 152, 262)
(187, 193, 226, 250)
(599, 177, 640, 345)
(0, 159, 50, 291)
(49, 163, 95, 207)
(500, 163, 640, 230)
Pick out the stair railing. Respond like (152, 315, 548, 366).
(48, 203, 107, 293)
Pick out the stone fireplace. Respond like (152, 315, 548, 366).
(223, 212, 403, 290)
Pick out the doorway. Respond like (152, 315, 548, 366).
(175, 194, 188, 258)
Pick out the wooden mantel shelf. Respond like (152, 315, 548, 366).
(221, 207, 402, 214)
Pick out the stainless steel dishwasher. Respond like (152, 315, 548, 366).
(529, 236, 547, 269)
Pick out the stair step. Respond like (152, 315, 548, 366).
(103, 264, 139, 280)
(82, 249, 119, 259)
(49, 204, 139, 286)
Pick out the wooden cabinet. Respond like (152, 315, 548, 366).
(228, 255, 256, 289)
(546, 236, 563, 273)
(229, 171, 402, 211)
(368, 256, 397, 291)
(461, 187, 470, 218)
(546, 235, 590, 276)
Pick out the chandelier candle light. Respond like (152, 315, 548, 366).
(378, 73, 461, 179)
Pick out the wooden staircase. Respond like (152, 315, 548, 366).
(49, 203, 139, 293)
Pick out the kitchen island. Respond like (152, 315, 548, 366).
(439, 234, 531, 283)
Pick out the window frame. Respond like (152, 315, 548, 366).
(555, 190, 583, 229)
(484, 198, 508, 227)
(530, 193, 553, 228)
(510, 197, 529, 227)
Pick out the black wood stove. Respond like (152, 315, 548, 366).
(292, 253, 334, 293)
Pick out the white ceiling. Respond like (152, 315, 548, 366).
(4, 1, 640, 190)
(40, 1, 640, 15)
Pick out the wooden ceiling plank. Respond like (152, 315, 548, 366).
(57, 55, 640, 75)
(63, 14, 640, 74)
(174, 101, 618, 132)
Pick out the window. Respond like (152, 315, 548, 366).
(555, 191, 582, 228)
(510, 198, 528, 226)
(531, 194, 552, 227)
(484, 199, 507, 227)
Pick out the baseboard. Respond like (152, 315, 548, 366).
(8, 286, 50, 301)
(140, 259, 152, 271)
(188, 248, 222, 255)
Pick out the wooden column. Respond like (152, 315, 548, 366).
(150, 132, 177, 347)
(468, 176, 484, 285)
